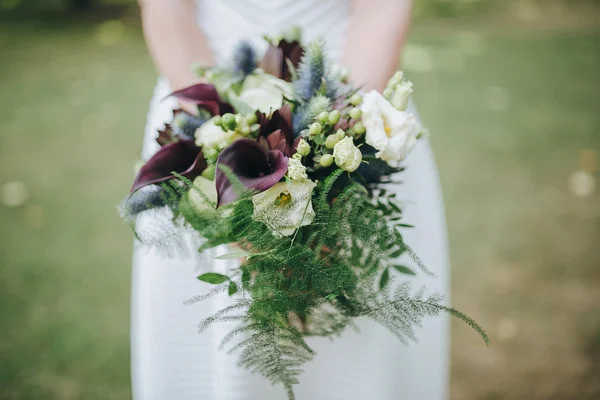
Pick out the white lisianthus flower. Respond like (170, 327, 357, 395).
(390, 80, 414, 111)
(361, 91, 421, 167)
(287, 158, 308, 181)
(188, 176, 217, 212)
(235, 72, 292, 114)
(333, 136, 362, 172)
(252, 180, 316, 236)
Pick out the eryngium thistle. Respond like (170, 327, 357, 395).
(232, 41, 257, 76)
(172, 109, 211, 140)
(294, 40, 327, 101)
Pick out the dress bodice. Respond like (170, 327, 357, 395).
(196, 0, 351, 63)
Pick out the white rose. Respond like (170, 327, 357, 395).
(333, 136, 362, 172)
(252, 180, 316, 236)
(189, 176, 217, 212)
(361, 90, 421, 167)
(195, 118, 228, 149)
(287, 158, 308, 181)
(390, 80, 413, 111)
(235, 72, 292, 114)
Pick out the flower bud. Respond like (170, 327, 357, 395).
(350, 93, 362, 106)
(317, 111, 329, 124)
(221, 113, 236, 130)
(390, 81, 413, 111)
(349, 108, 362, 120)
(201, 164, 216, 180)
(388, 71, 404, 88)
(383, 87, 393, 99)
(241, 126, 251, 136)
(353, 121, 366, 135)
(335, 129, 346, 139)
(212, 115, 222, 127)
(320, 154, 334, 167)
(309, 122, 322, 136)
(292, 152, 303, 160)
(328, 110, 341, 125)
(333, 136, 362, 172)
(296, 139, 311, 157)
(325, 134, 341, 149)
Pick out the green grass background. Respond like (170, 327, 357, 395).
(1, 10, 599, 400)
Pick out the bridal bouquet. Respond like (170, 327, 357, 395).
(123, 34, 486, 398)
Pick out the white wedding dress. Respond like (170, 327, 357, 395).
(131, 1, 450, 399)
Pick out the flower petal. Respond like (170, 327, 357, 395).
(169, 83, 233, 115)
(260, 44, 284, 79)
(131, 140, 206, 193)
(215, 138, 288, 206)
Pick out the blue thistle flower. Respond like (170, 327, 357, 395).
(294, 41, 326, 101)
(172, 109, 211, 140)
(232, 41, 257, 76)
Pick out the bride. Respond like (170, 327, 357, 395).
(132, 0, 450, 399)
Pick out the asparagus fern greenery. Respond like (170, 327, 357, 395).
(122, 29, 488, 399)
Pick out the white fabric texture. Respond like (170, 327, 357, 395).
(131, 1, 450, 399)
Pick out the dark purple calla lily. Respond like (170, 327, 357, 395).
(215, 138, 288, 207)
(131, 140, 206, 193)
(169, 83, 233, 115)
(256, 105, 297, 157)
(260, 40, 304, 82)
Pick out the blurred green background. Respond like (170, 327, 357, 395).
(1, 0, 599, 399)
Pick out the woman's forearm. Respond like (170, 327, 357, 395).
(342, 0, 413, 91)
(140, 0, 214, 90)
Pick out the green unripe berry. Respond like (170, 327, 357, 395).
(309, 122, 322, 136)
(325, 134, 341, 149)
(245, 112, 258, 125)
(241, 126, 251, 136)
(221, 113, 236, 130)
(353, 121, 366, 135)
(320, 154, 334, 167)
(350, 93, 363, 105)
(212, 115, 222, 126)
(235, 114, 244, 126)
(349, 108, 362, 119)
(328, 110, 341, 125)
(317, 111, 329, 124)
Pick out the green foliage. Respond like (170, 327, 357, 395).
(130, 169, 489, 399)
(197, 272, 229, 284)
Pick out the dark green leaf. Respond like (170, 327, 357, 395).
(396, 223, 414, 228)
(197, 272, 229, 284)
(389, 248, 406, 258)
(379, 267, 390, 289)
(389, 201, 402, 213)
(242, 268, 250, 286)
(393, 265, 416, 275)
(228, 282, 239, 296)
